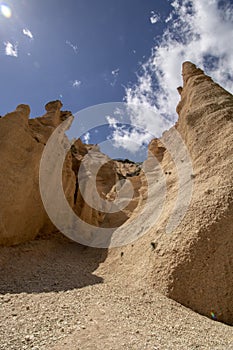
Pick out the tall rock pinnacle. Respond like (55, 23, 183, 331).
(149, 61, 233, 325)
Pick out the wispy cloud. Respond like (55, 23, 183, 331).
(150, 11, 160, 24)
(165, 13, 172, 23)
(72, 80, 81, 88)
(106, 116, 118, 128)
(66, 40, 78, 54)
(116, 0, 233, 153)
(111, 68, 120, 86)
(4, 41, 18, 57)
(112, 68, 120, 77)
(83, 132, 90, 143)
(22, 28, 34, 40)
(106, 115, 152, 153)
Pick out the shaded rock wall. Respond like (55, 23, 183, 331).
(0, 103, 142, 246)
(71, 140, 143, 229)
(0, 101, 76, 245)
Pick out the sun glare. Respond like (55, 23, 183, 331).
(0, 4, 12, 18)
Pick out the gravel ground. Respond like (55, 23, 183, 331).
(0, 234, 232, 350)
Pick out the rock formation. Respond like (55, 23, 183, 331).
(164, 61, 233, 325)
(0, 62, 232, 326)
(105, 61, 233, 325)
(71, 141, 143, 229)
(0, 101, 76, 245)
(0, 105, 142, 246)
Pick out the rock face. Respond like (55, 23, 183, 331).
(0, 101, 142, 246)
(71, 141, 143, 229)
(105, 62, 233, 325)
(0, 101, 76, 245)
(165, 62, 233, 325)
(71, 141, 118, 227)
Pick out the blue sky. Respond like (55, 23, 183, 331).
(0, 0, 171, 116)
(1, 0, 233, 160)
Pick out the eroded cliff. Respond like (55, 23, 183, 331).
(0, 62, 232, 326)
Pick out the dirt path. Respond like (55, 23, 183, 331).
(0, 234, 232, 350)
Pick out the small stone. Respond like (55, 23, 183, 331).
(25, 335, 32, 341)
(4, 297, 11, 303)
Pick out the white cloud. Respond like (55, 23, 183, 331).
(111, 68, 120, 87)
(150, 11, 160, 24)
(4, 41, 18, 57)
(72, 80, 81, 88)
(117, 0, 233, 154)
(83, 132, 90, 144)
(112, 68, 120, 77)
(23, 28, 34, 40)
(107, 123, 152, 154)
(66, 40, 78, 54)
(165, 13, 172, 23)
(106, 115, 118, 127)
(106, 114, 156, 154)
(112, 128, 151, 153)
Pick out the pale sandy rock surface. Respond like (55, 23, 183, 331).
(150, 62, 233, 325)
(105, 61, 233, 325)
